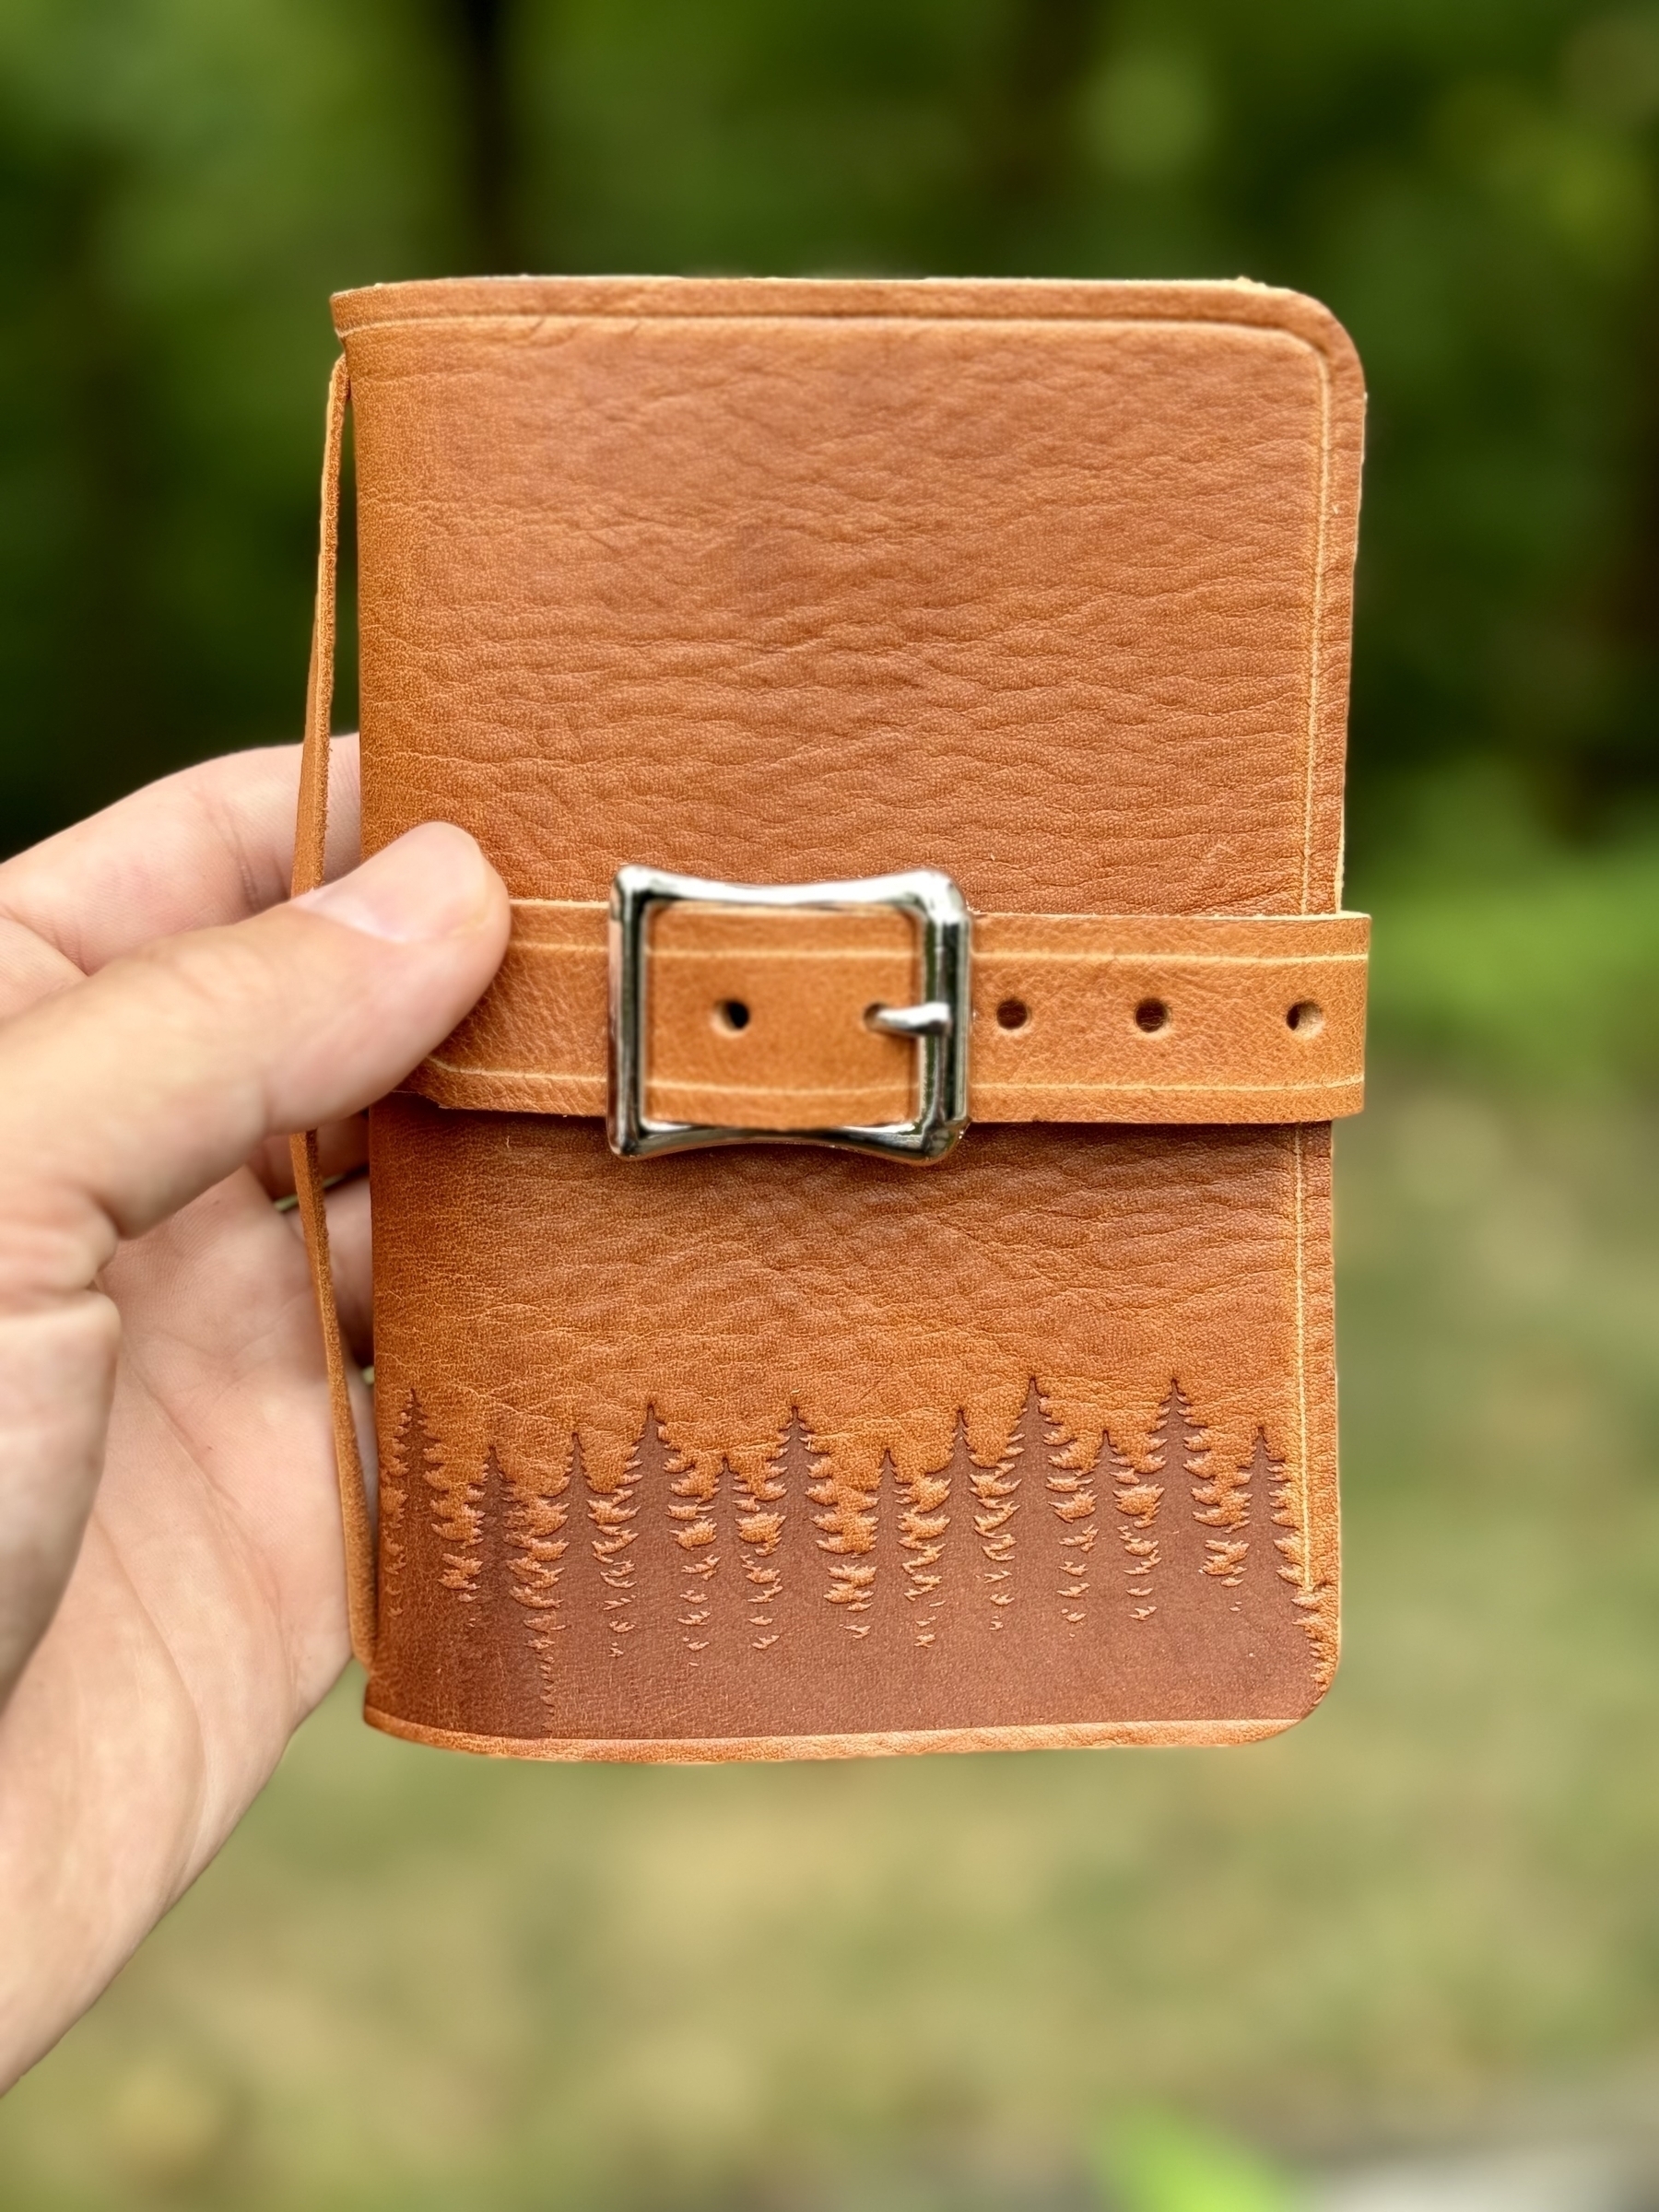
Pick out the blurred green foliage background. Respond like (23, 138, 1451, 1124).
(7, 5, 1659, 2208)
(5, 0, 1659, 853)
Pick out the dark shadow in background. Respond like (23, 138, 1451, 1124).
(1, 0, 1656, 858)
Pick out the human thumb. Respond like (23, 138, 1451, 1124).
(0, 819, 508, 1704)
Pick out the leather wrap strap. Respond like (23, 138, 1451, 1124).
(290, 357, 377, 1667)
(411, 900, 1367, 1128)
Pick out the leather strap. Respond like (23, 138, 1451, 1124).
(410, 900, 1367, 1128)
(290, 357, 377, 1668)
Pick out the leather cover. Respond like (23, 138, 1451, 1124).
(321, 275, 1366, 1760)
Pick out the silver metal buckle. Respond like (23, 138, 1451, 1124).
(608, 865, 971, 1164)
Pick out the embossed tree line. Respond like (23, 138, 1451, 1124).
(372, 1378, 1331, 1737)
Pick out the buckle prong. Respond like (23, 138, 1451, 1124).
(608, 866, 971, 1165)
(866, 1000, 954, 1039)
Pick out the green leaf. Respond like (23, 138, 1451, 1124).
(1090, 2111, 1300, 2212)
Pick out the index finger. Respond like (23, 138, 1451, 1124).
(0, 738, 361, 979)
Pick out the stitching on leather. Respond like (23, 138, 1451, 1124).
(1292, 1124, 1312, 1596)
(498, 900, 1369, 947)
(1300, 336, 1334, 915)
(418, 1065, 1363, 1093)
(421, 1056, 598, 1083)
(500, 898, 1367, 942)
(972, 953, 1368, 968)
(418, 1070, 1365, 1097)
(365, 1713, 1314, 1759)
(343, 303, 1348, 339)
(971, 1078, 1363, 1096)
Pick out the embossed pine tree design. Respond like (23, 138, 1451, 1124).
(606, 1406, 689, 1660)
(1194, 1436, 1251, 1585)
(1111, 1428, 1163, 1623)
(435, 1453, 485, 1608)
(502, 1436, 571, 1714)
(1241, 1430, 1294, 1597)
(811, 1443, 879, 1630)
(380, 1388, 480, 1730)
(971, 1381, 1041, 1629)
(550, 1430, 613, 1706)
(1043, 1400, 1096, 1628)
(1242, 1429, 1335, 1690)
(474, 1446, 542, 1737)
(670, 1451, 724, 1658)
(589, 1428, 641, 1658)
(436, 1441, 486, 1728)
(901, 1423, 958, 1647)
(380, 1391, 433, 1628)
(734, 1423, 792, 1652)
(1146, 1382, 1209, 1587)
(772, 1405, 858, 1679)
(860, 1453, 911, 1647)
(377, 1389, 442, 1704)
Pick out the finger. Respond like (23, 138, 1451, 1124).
(249, 1114, 369, 1201)
(0, 738, 361, 983)
(0, 919, 82, 1023)
(0, 818, 504, 1260)
(0, 821, 507, 1706)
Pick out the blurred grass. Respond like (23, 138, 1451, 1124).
(6, 847, 1659, 2207)
(1091, 2114, 1298, 2211)
(1370, 835, 1659, 1094)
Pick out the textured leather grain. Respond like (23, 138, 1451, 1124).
(302, 275, 1366, 1759)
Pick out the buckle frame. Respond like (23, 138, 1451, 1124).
(608, 865, 971, 1164)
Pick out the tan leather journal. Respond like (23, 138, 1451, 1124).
(291, 275, 1367, 1762)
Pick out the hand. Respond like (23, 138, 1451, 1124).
(0, 743, 509, 2087)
